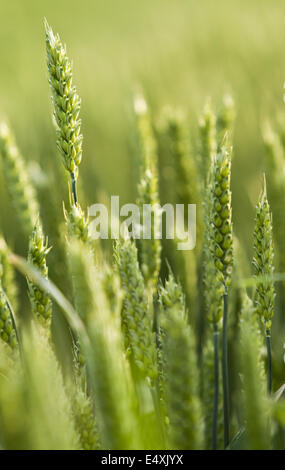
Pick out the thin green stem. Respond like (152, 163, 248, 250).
(212, 325, 219, 450)
(71, 172, 78, 204)
(222, 289, 230, 448)
(265, 329, 272, 395)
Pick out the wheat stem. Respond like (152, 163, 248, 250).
(222, 289, 230, 447)
(265, 330, 272, 394)
(212, 326, 219, 450)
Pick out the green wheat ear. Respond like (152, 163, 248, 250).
(0, 122, 39, 236)
(134, 94, 161, 295)
(252, 176, 275, 332)
(27, 220, 52, 330)
(71, 386, 100, 450)
(159, 273, 204, 450)
(45, 19, 82, 187)
(0, 238, 18, 310)
(211, 143, 233, 286)
(114, 236, 158, 383)
(0, 287, 18, 350)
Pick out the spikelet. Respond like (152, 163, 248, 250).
(160, 276, 204, 450)
(27, 221, 52, 329)
(64, 201, 92, 246)
(211, 144, 233, 286)
(0, 287, 17, 350)
(0, 122, 39, 236)
(203, 219, 225, 325)
(45, 20, 82, 181)
(0, 238, 18, 310)
(67, 239, 140, 449)
(252, 177, 275, 331)
(199, 99, 217, 183)
(114, 237, 158, 382)
(201, 336, 223, 449)
(239, 295, 271, 449)
(135, 95, 161, 294)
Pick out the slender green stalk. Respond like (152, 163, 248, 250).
(265, 330, 272, 394)
(222, 289, 229, 447)
(212, 325, 219, 450)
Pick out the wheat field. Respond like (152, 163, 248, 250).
(0, 0, 284, 451)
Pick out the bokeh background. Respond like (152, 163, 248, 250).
(1, 0, 285, 248)
(0, 0, 285, 354)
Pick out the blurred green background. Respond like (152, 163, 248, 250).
(0, 0, 285, 272)
(1, 0, 285, 248)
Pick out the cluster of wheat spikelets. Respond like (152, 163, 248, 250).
(0, 21, 283, 451)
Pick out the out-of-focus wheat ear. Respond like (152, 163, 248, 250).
(262, 123, 285, 320)
(239, 294, 271, 449)
(216, 95, 235, 151)
(134, 94, 161, 297)
(157, 271, 187, 428)
(159, 276, 204, 450)
(252, 175, 275, 393)
(27, 220, 52, 331)
(114, 237, 158, 383)
(67, 239, 141, 449)
(0, 237, 18, 312)
(0, 122, 39, 237)
(45, 20, 82, 202)
(101, 263, 123, 319)
(70, 385, 100, 450)
(0, 286, 18, 351)
(199, 99, 217, 184)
